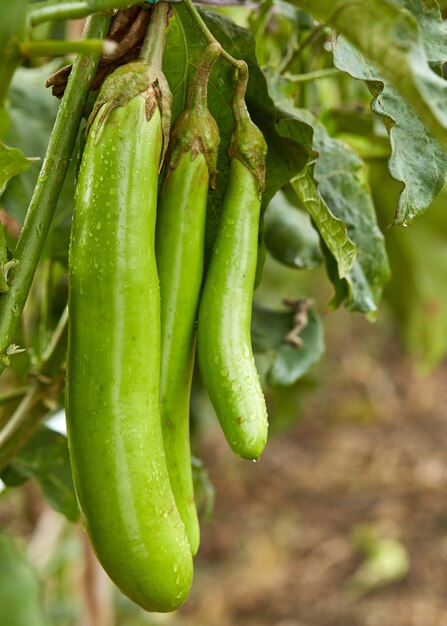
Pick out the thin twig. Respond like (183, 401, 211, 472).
(181, 0, 245, 70)
(280, 23, 327, 75)
(28, 0, 140, 26)
(0, 386, 30, 405)
(0, 306, 69, 469)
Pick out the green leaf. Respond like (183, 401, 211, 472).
(252, 304, 325, 387)
(1, 425, 79, 522)
(393, 0, 447, 70)
(165, 6, 314, 257)
(264, 190, 323, 269)
(287, 0, 447, 151)
(0, 141, 37, 197)
(333, 34, 447, 224)
(265, 65, 390, 313)
(0, 531, 50, 626)
(303, 113, 391, 314)
(290, 166, 357, 280)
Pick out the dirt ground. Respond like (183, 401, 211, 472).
(173, 310, 447, 626)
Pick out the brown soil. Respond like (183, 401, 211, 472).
(175, 311, 447, 626)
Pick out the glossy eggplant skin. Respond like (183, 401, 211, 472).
(197, 156, 268, 460)
(156, 151, 208, 556)
(156, 43, 220, 555)
(66, 94, 193, 613)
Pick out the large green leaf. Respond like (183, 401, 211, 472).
(333, 34, 447, 225)
(301, 113, 391, 314)
(290, 167, 357, 280)
(1, 424, 79, 522)
(291, 0, 447, 150)
(252, 303, 325, 387)
(165, 6, 314, 257)
(0, 531, 49, 626)
(393, 0, 447, 70)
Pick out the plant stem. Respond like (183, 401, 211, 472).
(279, 23, 326, 75)
(181, 0, 244, 70)
(0, 13, 111, 377)
(140, 1, 169, 69)
(187, 42, 221, 109)
(20, 38, 109, 58)
(0, 386, 29, 405)
(0, 386, 45, 469)
(0, 0, 28, 108)
(38, 259, 51, 358)
(284, 67, 340, 82)
(28, 0, 140, 26)
(41, 306, 68, 364)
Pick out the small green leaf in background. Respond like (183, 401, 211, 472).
(0, 531, 50, 626)
(191, 455, 215, 521)
(264, 190, 323, 270)
(345, 524, 409, 598)
(252, 303, 325, 387)
(0, 141, 37, 197)
(380, 191, 447, 370)
(1, 424, 79, 522)
(333, 32, 447, 225)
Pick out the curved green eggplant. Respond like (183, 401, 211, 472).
(197, 69, 269, 460)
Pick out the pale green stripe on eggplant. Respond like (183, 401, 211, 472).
(67, 96, 193, 613)
(197, 158, 268, 460)
(156, 150, 210, 556)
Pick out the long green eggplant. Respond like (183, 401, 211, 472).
(156, 43, 220, 556)
(66, 55, 193, 612)
(197, 65, 269, 460)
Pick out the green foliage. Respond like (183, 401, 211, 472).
(333, 34, 447, 225)
(289, 0, 447, 150)
(1, 425, 79, 522)
(252, 304, 325, 387)
(372, 164, 447, 369)
(0, 143, 37, 198)
(346, 524, 409, 597)
(0, 531, 49, 626)
(2, 63, 77, 261)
